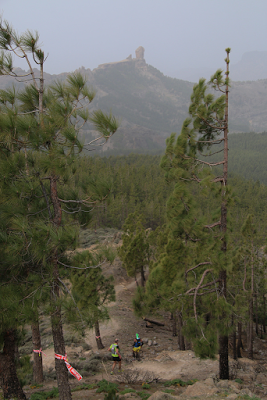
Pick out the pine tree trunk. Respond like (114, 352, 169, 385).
(50, 176, 72, 400)
(32, 319, 44, 383)
(248, 298, 254, 359)
(237, 322, 243, 358)
(51, 294, 72, 400)
(0, 329, 26, 400)
(255, 293, 259, 335)
(263, 295, 266, 334)
(172, 311, 177, 337)
(140, 265, 146, 287)
(219, 270, 229, 379)
(95, 320, 105, 349)
(178, 312, 185, 350)
(218, 50, 230, 381)
(231, 323, 237, 360)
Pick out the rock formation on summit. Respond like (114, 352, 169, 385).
(135, 46, 145, 60)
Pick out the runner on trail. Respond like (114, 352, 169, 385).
(132, 333, 143, 359)
(109, 338, 122, 374)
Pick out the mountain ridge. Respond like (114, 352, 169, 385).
(1, 55, 267, 154)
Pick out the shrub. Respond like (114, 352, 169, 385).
(96, 379, 118, 393)
(30, 387, 59, 400)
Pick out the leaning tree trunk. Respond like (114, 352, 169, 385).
(95, 319, 105, 349)
(0, 329, 26, 400)
(32, 317, 44, 383)
(50, 176, 72, 400)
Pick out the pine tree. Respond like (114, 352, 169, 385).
(0, 19, 118, 400)
(118, 212, 151, 287)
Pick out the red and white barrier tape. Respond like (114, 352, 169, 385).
(55, 353, 82, 381)
(33, 348, 46, 357)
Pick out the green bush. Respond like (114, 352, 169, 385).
(142, 383, 150, 389)
(136, 391, 151, 400)
(71, 383, 96, 392)
(96, 379, 118, 393)
(30, 387, 59, 400)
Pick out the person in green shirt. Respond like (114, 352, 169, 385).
(109, 338, 122, 374)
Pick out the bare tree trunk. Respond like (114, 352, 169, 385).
(185, 338, 192, 350)
(255, 293, 259, 336)
(178, 312, 185, 350)
(248, 298, 254, 359)
(0, 329, 26, 400)
(218, 49, 230, 380)
(219, 270, 229, 379)
(263, 295, 266, 334)
(32, 319, 44, 383)
(237, 322, 243, 358)
(95, 320, 105, 349)
(172, 311, 177, 337)
(231, 318, 237, 360)
(140, 265, 146, 287)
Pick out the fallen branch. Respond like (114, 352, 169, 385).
(143, 317, 165, 327)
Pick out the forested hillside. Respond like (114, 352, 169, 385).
(78, 154, 267, 246)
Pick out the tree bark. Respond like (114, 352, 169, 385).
(218, 49, 230, 380)
(172, 311, 177, 337)
(263, 295, 266, 334)
(32, 319, 44, 383)
(231, 320, 237, 360)
(0, 329, 26, 400)
(255, 293, 259, 336)
(140, 265, 146, 287)
(248, 298, 254, 359)
(237, 322, 243, 358)
(178, 312, 185, 350)
(95, 320, 105, 349)
(51, 287, 72, 400)
(50, 175, 72, 400)
(171, 311, 177, 336)
(219, 269, 229, 379)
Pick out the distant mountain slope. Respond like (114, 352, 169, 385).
(1, 59, 267, 154)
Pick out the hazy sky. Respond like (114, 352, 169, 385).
(1, 0, 267, 77)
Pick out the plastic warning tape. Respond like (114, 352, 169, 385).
(54, 353, 82, 381)
(33, 348, 46, 356)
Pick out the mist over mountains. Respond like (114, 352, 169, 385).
(1, 49, 267, 155)
(168, 51, 267, 82)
